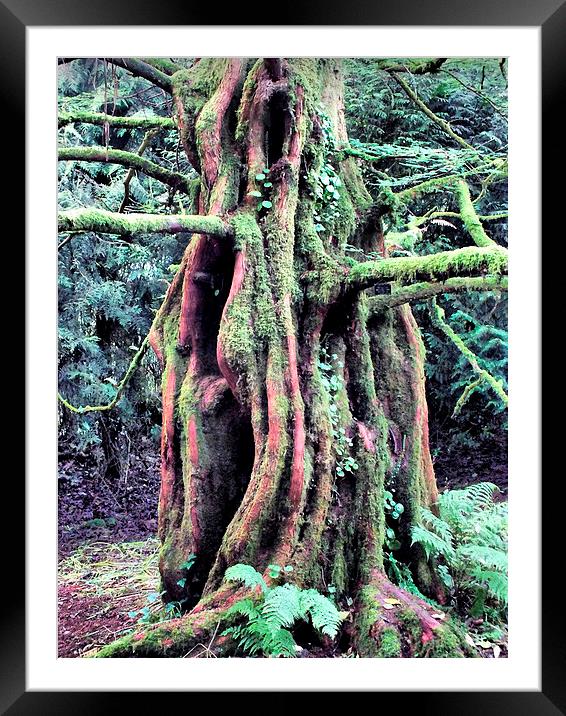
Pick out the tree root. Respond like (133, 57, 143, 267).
(354, 571, 476, 658)
(94, 586, 241, 658)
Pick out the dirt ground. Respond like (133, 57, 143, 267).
(58, 435, 508, 659)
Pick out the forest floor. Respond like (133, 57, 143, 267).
(57, 435, 508, 658)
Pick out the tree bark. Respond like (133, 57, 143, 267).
(97, 58, 503, 658)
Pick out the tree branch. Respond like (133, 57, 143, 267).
(410, 210, 508, 228)
(58, 110, 176, 131)
(58, 146, 188, 192)
(119, 129, 159, 213)
(105, 58, 172, 92)
(58, 57, 173, 92)
(346, 245, 507, 292)
(430, 298, 508, 410)
(455, 180, 497, 247)
(443, 69, 507, 119)
(393, 165, 507, 203)
(139, 58, 181, 75)
(58, 207, 233, 239)
(390, 71, 477, 153)
(377, 58, 448, 74)
(58, 335, 150, 414)
(368, 275, 507, 312)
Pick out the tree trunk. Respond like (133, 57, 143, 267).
(98, 58, 474, 658)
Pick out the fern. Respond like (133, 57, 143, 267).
(221, 564, 344, 657)
(224, 563, 268, 593)
(410, 482, 507, 615)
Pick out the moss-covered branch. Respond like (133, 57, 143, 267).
(390, 71, 477, 153)
(410, 210, 508, 228)
(58, 208, 233, 238)
(58, 111, 176, 131)
(368, 275, 508, 312)
(58, 146, 188, 192)
(393, 166, 507, 204)
(430, 298, 508, 409)
(119, 129, 159, 213)
(455, 180, 497, 247)
(139, 57, 182, 75)
(346, 245, 508, 292)
(58, 335, 150, 415)
(105, 58, 173, 92)
(377, 58, 448, 74)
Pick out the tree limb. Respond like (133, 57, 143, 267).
(430, 298, 508, 409)
(58, 146, 188, 192)
(390, 71, 477, 153)
(119, 129, 159, 213)
(346, 245, 507, 292)
(58, 207, 233, 238)
(58, 335, 150, 414)
(377, 58, 448, 74)
(393, 165, 507, 203)
(368, 275, 507, 312)
(443, 69, 507, 119)
(409, 210, 508, 228)
(58, 110, 176, 131)
(455, 180, 497, 247)
(58, 57, 173, 92)
(105, 58, 172, 92)
(139, 57, 181, 75)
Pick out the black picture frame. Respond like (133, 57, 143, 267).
(8, 0, 557, 711)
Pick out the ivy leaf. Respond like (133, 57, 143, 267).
(261, 200, 273, 209)
(248, 190, 262, 198)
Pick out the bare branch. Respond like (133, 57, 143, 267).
(58, 146, 188, 193)
(58, 208, 233, 239)
(443, 69, 507, 119)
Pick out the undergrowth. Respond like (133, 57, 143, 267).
(221, 564, 346, 657)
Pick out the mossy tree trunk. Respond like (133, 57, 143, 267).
(94, 58, 505, 658)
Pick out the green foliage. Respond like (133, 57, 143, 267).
(222, 564, 344, 657)
(58, 59, 191, 466)
(318, 345, 359, 480)
(411, 482, 508, 614)
(128, 590, 183, 624)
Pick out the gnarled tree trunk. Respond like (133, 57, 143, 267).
(96, 58, 504, 658)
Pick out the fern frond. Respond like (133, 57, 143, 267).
(411, 524, 454, 561)
(469, 567, 508, 604)
(457, 544, 507, 572)
(225, 598, 260, 620)
(420, 507, 454, 546)
(262, 584, 303, 630)
(299, 589, 343, 638)
(224, 563, 267, 593)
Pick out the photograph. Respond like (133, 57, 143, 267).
(56, 56, 510, 660)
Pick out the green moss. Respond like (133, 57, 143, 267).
(377, 626, 402, 657)
(456, 180, 496, 248)
(425, 626, 465, 658)
(348, 245, 508, 290)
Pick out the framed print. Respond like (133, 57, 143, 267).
(7, 0, 558, 711)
